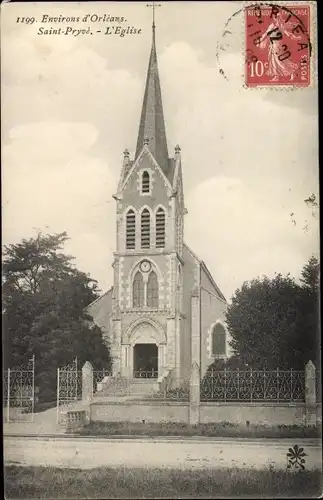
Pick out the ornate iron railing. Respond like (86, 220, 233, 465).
(4, 356, 35, 422)
(316, 371, 321, 402)
(149, 386, 189, 401)
(200, 369, 306, 402)
(133, 369, 158, 379)
(56, 358, 82, 423)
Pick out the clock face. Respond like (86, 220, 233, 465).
(140, 260, 151, 273)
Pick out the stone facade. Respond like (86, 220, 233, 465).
(85, 26, 229, 388)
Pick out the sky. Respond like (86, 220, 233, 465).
(1, 1, 319, 301)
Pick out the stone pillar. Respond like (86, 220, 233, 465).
(129, 345, 134, 378)
(120, 345, 127, 377)
(125, 345, 132, 378)
(158, 344, 166, 375)
(189, 362, 200, 425)
(82, 362, 93, 402)
(175, 315, 181, 384)
(305, 360, 317, 426)
(166, 318, 177, 388)
(113, 319, 122, 376)
(191, 288, 201, 366)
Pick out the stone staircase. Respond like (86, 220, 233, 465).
(94, 376, 160, 401)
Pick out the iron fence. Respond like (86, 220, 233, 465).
(56, 358, 82, 423)
(200, 369, 306, 402)
(133, 369, 158, 379)
(149, 386, 189, 401)
(316, 371, 321, 402)
(3, 356, 35, 422)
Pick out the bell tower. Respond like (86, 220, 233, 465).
(110, 17, 185, 385)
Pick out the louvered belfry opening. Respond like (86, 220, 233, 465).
(155, 208, 165, 248)
(142, 171, 150, 193)
(126, 210, 136, 249)
(141, 209, 151, 248)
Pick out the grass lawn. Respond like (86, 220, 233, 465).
(5, 465, 322, 498)
(80, 420, 321, 439)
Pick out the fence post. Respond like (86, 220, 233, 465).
(305, 360, 316, 426)
(31, 355, 35, 423)
(56, 368, 60, 424)
(189, 362, 200, 425)
(75, 357, 78, 401)
(7, 368, 10, 423)
(82, 361, 94, 402)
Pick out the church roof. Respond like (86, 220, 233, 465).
(135, 24, 170, 177)
(183, 243, 227, 303)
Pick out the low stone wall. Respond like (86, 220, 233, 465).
(83, 360, 321, 427)
(90, 401, 189, 423)
(89, 400, 321, 426)
(200, 402, 316, 426)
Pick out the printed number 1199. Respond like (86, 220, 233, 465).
(249, 61, 268, 77)
(16, 17, 35, 24)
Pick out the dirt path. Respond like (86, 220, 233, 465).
(4, 436, 322, 471)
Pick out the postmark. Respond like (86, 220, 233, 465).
(245, 4, 311, 87)
(216, 2, 315, 90)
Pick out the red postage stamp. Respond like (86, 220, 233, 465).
(245, 4, 311, 87)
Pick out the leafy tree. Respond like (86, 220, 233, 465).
(300, 255, 319, 293)
(297, 256, 320, 368)
(3, 231, 111, 401)
(225, 257, 320, 370)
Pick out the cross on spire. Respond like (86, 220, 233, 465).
(146, 2, 161, 29)
(135, 1, 169, 176)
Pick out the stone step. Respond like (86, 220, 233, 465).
(94, 377, 159, 398)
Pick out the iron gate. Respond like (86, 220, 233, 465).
(4, 356, 35, 422)
(56, 358, 82, 424)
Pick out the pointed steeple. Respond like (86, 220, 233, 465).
(135, 23, 169, 175)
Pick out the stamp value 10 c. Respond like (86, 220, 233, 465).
(245, 3, 311, 87)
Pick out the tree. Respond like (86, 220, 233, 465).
(300, 255, 319, 293)
(297, 256, 320, 368)
(3, 231, 111, 401)
(225, 257, 320, 369)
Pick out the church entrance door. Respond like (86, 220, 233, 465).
(133, 344, 158, 378)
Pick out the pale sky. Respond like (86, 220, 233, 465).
(1, 2, 319, 301)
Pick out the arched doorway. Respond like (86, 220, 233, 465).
(133, 343, 158, 378)
(121, 319, 167, 379)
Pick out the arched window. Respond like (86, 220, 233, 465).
(142, 171, 150, 193)
(133, 271, 144, 307)
(212, 323, 226, 356)
(141, 209, 150, 248)
(126, 209, 136, 249)
(147, 271, 158, 308)
(155, 208, 166, 248)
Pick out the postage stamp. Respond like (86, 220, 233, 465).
(245, 3, 311, 87)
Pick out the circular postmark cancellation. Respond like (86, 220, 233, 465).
(216, 2, 313, 88)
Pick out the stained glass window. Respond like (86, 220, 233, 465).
(147, 271, 158, 308)
(212, 323, 226, 355)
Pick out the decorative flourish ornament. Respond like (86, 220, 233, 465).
(286, 445, 307, 470)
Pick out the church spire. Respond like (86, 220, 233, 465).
(135, 20, 169, 175)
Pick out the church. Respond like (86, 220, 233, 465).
(86, 22, 229, 388)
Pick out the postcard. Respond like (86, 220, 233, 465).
(2, 2, 320, 498)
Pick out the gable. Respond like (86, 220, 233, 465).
(120, 148, 171, 210)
